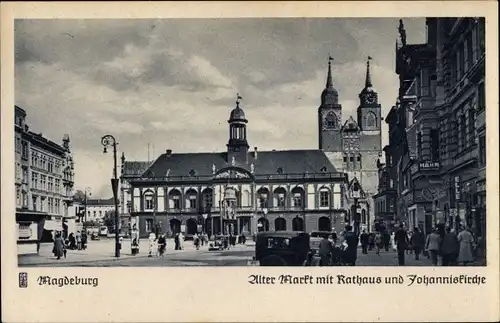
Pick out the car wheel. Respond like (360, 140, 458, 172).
(260, 255, 287, 266)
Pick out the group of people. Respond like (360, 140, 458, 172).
(304, 225, 359, 266)
(303, 223, 479, 267)
(389, 224, 478, 266)
(52, 230, 88, 260)
(145, 231, 214, 257)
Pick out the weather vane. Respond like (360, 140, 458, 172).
(236, 93, 243, 105)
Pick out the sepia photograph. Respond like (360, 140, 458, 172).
(2, 2, 499, 323)
(14, 17, 487, 268)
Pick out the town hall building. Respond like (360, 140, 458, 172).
(120, 58, 383, 238)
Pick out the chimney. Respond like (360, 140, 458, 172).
(254, 147, 258, 159)
(166, 149, 172, 156)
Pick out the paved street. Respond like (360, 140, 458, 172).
(17, 238, 458, 267)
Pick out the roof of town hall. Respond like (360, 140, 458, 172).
(128, 149, 343, 180)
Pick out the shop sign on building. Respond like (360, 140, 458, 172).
(419, 161, 440, 171)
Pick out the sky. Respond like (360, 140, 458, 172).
(15, 18, 425, 198)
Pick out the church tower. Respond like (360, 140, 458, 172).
(357, 57, 382, 132)
(318, 57, 343, 151)
(227, 94, 249, 164)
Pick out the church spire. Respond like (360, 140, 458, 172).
(365, 56, 373, 88)
(326, 56, 333, 88)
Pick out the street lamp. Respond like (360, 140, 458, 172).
(101, 134, 120, 258)
(83, 187, 92, 235)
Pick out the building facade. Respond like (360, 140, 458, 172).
(378, 18, 485, 235)
(84, 198, 115, 225)
(15, 106, 75, 252)
(122, 97, 349, 238)
(320, 58, 383, 231)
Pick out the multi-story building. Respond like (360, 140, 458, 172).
(15, 106, 75, 253)
(84, 197, 115, 225)
(378, 18, 485, 235)
(433, 17, 485, 235)
(320, 58, 383, 231)
(122, 97, 350, 238)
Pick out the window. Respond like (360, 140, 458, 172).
(32, 172, 38, 189)
(292, 192, 302, 207)
(16, 137, 21, 153)
(479, 135, 486, 166)
(43, 175, 47, 190)
(361, 209, 367, 224)
(145, 219, 153, 232)
(202, 190, 213, 210)
(259, 193, 267, 209)
(467, 32, 473, 69)
(144, 191, 155, 210)
(458, 43, 465, 80)
(459, 114, 467, 151)
(32, 196, 38, 211)
(48, 177, 53, 192)
(320, 166, 327, 173)
(188, 194, 197, 209)
(468, 109, 475, 146)
(319, 190, 330, 207)
(477, 83, 485, 111)
(40, 198, 45, 212)
(430, 129, 439, 161)
(277, 167, 283, 174)
(172, 195, 180, 209)
(357, 155, 362, 169)
(417, 132, 422, 156)
(22, 142, 28, 159)
(325, 112, 338, 129)
(189, 169, 196, 177)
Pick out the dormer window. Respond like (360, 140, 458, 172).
(277, 167, 283, 174)
(189, 169, 196, 177)
(320, 167, 327, 173)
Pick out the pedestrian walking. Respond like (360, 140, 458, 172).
(368, 233, 374, 251)
(343, 225, 359, 266)
(131, 224, 140, 255)
(76, 231, 82, 250)
(406, 230, 413, 255)
(383, 230, 390, 251)
(53, 232, 65, 260)
(157, 233, 166, 257)
(81, 231, 88, 250)
(441, 227, 459, 266)
(194, 233, 200, 250)
(174, 233, 180, 250)
(410, 228, 425, 260)
(318, 235, 333, 266)
(425, 228, 442, 265)
(457, 226, 475, 265)
(394, 225, 409, 266)
(178, 232, 184, 250)
(374, 231, 383, 255)
(360, 230, 369, 254)
(148, 232, 157, 257)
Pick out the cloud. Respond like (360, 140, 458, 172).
(15, 18, 426, 197)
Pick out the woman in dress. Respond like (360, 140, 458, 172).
(53, 232, 65, 260)
(457, 226, 475, 265)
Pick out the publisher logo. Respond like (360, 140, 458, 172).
(19, 272, 28, 288)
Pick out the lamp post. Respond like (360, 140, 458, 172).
(83, 187, 92, 235)
(202, 213, 208, 234)
(101, 134, 120, 258)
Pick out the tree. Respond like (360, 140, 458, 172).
(103, 211, 116, 229)
(73, 190, 86, 203)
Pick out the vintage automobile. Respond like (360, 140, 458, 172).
(309, 231, 332, 253)
(254, 231, 310, 266)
